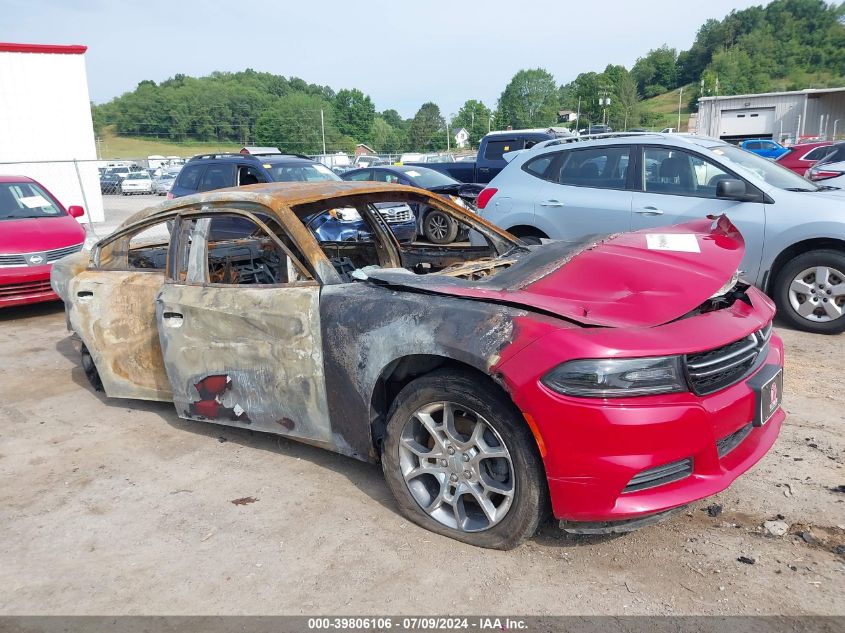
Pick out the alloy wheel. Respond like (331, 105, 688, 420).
(788, 265, 845, 322)
(398, 401, 515, 532)
(426, 213, 450, 242)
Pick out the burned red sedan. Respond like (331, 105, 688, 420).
(51, 181, 784, 549)
(0, 176, 86, 307)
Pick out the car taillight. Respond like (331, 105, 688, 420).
(808, 168, 844, 181)
(476, 187, 497, 210)
(166, 192, 174, 200)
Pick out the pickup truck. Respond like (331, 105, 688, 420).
(740, 139, 790, 159)
(405, 130, 556, 183)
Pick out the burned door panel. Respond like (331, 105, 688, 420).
(155, 283, 333, 445)
(319, 283, 528, 461)
(67, 270, 172, 401)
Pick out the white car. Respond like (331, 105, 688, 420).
(807, 142, 845, 188)
(120, 172, 154, 195)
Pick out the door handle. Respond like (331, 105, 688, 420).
(162, 311, 184, 327)
(635, 206, 664, 215)
(541, 199, 565, 207)
(77, 290, 93, 298)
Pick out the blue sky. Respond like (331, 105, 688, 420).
(3, 0, 764, 117)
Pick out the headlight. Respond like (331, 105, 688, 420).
(328, 207, 361, 222)
(541, 356, 686, 398)
(709, 270, 740, 299)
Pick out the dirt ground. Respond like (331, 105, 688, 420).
(0, 196, 843, 615)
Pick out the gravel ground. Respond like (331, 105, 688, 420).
(0, 194, 842, 615)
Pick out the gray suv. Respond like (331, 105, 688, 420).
(475, 133, 845, 334)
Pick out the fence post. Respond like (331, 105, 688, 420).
(72, 158, 100, 240)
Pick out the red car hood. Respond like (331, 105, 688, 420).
(0, 215, 85, 253)
(367, 215, 745, 329)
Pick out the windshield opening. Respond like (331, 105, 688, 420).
(0, 182, 64, 220)
(709, 145, 819, 191)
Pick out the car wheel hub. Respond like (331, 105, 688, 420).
(398, 401, 514, 532)
(788, 266, 845, 322)
(427, 214, 449, 240)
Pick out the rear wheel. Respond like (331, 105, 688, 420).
(422, 209, 458, 244)
(773, 249, 845, 334)
(381, 370, 547, 549)
(80, 344, 103, 392)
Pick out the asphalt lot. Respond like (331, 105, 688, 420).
(0, 194, 843, 615)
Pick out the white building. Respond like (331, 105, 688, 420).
(453, 128, 469, 149)
(0, 42, 103, 222)
(696, 87, 845, 145)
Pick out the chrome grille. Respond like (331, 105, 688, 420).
(685, 323, 772, 395)
(0, 242, 83, 268)
(377, 206, 413, 224)
(0, 279, 54, 298)
(623, 458, 693, 493)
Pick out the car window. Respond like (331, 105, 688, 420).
(238, 165, 267, 186)
(643, 147, 732, 197)
(483, 140, 524, 161)
(98, 219, 172, 271)
(176, 164, 204, 192)
(556, 146, 630, 190)
(344, 170, 373, 181)
(523, 154, 554, 179)
(760, 141, 775, 149)
(198, 164, 235, 191)
(745, 141, 761, 150)
(265, 163, 341, 182)
(177, 213, 313, 286)
(399, 168, 458, 188)
(0, 182, 63, 220)
(803, 147, 830, 161)
(371, 171, 401, 184)
(708, 144, 820, 190)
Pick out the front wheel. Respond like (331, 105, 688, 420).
(773, 249, 845, 334)
(422, 209, 459, 244)
(81, 344, 103, 391)
(381, 370, 547, 549)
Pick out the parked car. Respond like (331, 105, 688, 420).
(473, 132, 845, 334)
(341, 165, 481, 243)
(406, 131, 556, 184)
(582, 124, 613, 135)
(51, 180, 784, 549)
(660, 127, 677, 134)
(153, 173, 177, 196)
(806, 141, 845, 187)
(120, 172, 155, 195)
(99, 171, 122, 194)
(775, 141, 833, 175)
(740, 139, 790, 160)
(1, 176, 85, 308)
(170, 152, 416, 242)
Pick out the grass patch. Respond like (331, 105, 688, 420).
(96, 126, 240, 159)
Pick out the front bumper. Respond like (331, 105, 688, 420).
(499, 301, 784, 523)
(0, 265, 58, 307)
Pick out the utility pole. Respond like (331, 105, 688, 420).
(677, 86, 684, 131)
(320, 109, 326, 155)
(446, 119, 451, 152)
(575, 96, 581, 132)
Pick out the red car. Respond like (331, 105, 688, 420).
(775, 141, 833, 175)
(0, 176, 86, 308)
(50, 183, 784, 549)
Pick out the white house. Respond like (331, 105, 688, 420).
(0, 42, 103, 222)
(453, 127, 470, 149)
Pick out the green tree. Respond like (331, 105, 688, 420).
(369, 116, 405, 152)
(632, 45, 678, 97)
(408, 102, 446, 151)
(496, 68, 559, 129)
(333, 88, 376, 142)
(616, 71, 641, 130)
(451, 100, 491, 147)
(254, 92, 340, 154)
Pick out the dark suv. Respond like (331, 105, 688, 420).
(170, 153, 417, 242)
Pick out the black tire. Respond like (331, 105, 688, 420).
(81, 344, 103, 392)
(381, 369, 547, 549)
(422, 209, 459, 244)
(773, 249, 845, 334)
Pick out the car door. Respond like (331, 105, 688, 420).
(530, 145, 634, 240)
(630, 145, 766, 280)
(154, 208, 333, 444)
(67, 216, 175, 401)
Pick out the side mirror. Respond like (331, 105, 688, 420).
(716, 178, 759, 202)
(67, 205, 85, 218)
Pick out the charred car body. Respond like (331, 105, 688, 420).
(51, 181, 784, 549)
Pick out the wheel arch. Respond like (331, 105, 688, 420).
(506, 224, 548, 239)
(764, 237, 845, 293)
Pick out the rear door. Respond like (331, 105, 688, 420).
(531, 145, 634, 240)
(629, 145, 766, 279)
(67, 217, 175, 401)
(155, 209, 333, 443)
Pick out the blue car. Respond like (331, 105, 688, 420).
(170, 152, 417, 243)
(740, 139, 790, 160)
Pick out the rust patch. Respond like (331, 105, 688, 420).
(276, 418, 296, 430)
(230, 497, 258, 506)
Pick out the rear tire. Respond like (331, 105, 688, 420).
(773, 249, 845, 334)
(381, 369, 547, 549)
(81, 344, 103, 392)
(422, 209, 459, 244)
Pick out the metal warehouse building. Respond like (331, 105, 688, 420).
(696, 87, 845, 144)
(0, 42, 103, 222)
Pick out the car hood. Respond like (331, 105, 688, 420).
(0, 215, 85, 253)
(364, 215, 745, 328)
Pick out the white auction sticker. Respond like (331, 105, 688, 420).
(19, 195, 49, 208)
(646, 233, 700, 253)
(405, 170, 421, 177)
